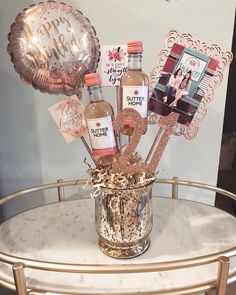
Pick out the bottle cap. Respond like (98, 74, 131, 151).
(84, 73, 101, 87)
(127, 41, 143, 53)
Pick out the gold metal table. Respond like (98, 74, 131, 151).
(0, 178, 236, 295)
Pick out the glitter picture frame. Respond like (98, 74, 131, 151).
(148, 29, 233, 139)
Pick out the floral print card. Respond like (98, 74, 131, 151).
(48, 95, 87, 143)
(101, 45, 128, 86)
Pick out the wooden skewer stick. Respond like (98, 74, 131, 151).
(145, 127, 163, 164)
(115, 86, 122, 148)
(81, 136, 96, 165)
(145, 112, 180, 173)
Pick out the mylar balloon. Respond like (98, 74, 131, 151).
(7, 1, 100, 95)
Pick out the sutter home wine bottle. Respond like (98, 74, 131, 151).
(120, 41, 149, 136)
(85, 73, 119, 167)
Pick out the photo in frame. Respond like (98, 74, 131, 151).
(148, 30, 233, 139)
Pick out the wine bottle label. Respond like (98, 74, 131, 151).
(86, 116, 117, 156)
(122, 86, 148, 118)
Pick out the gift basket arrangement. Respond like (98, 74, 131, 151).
(7, 0, 233, 258)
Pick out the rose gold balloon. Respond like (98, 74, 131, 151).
(7, 1, 100, 95)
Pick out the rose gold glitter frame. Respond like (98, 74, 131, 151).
(148, 29, 233, 139)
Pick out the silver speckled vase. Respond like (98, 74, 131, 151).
(95, 181, 153, 259)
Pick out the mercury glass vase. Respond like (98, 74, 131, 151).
(95, 181, 154, 258)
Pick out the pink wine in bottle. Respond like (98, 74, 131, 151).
(85, 73, 120, 167)
(120, 41, 149, 136)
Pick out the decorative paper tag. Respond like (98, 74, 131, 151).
(101, 45, 128, 86)
(48, 95, 86, 143)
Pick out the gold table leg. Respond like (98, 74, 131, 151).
(57, 179, 65, 202)
(12, 262, 27, 295)
(216, 256, 230, 295)
(172, 177, 179, 199)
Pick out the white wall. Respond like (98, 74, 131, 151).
(0, 0, 235, 217)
